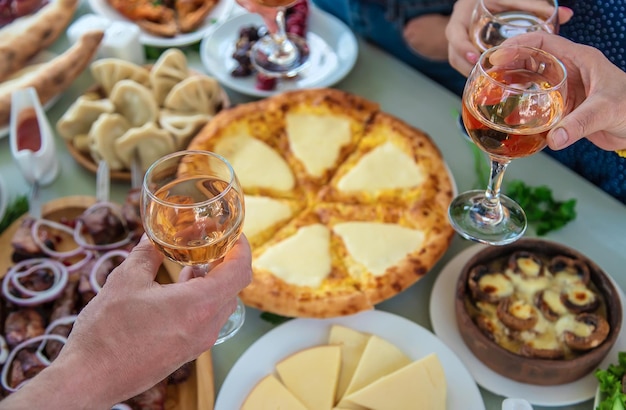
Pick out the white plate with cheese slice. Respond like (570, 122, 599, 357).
(430, 244, 626, 407)
(215, 309, 485, 410)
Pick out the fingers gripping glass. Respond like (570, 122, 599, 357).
(141, 150, 246, 344)
(448, 45, 567, 245)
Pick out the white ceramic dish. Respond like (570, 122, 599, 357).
(87, 0, 234, 47)
(200, 5, 358, 97)
(430, 243, 626, 407)
(0, 50, 60, 139)
(215, 309, 485, 409)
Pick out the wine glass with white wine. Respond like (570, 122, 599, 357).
(249, 0, 310, 77)
(470, 0, 560, 52)
(448, 44, 568, 245)
(141, 150, 246, 344)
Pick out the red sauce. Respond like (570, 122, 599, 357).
(16, 107, 41, 152)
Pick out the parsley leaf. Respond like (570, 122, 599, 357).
(0, 195, 28, 235)
(505, 180, 577, 236)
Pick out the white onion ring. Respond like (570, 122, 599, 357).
(0, 335, 8, 365)
(35, 315, 79, 364)
(89, 250, 129, 293)
(0, 334, 68, 393)
(73, 202, 132, 251)
(64, 250, 95, 274)
(2, 259, 69, 306)
(30, 219, 83, 259)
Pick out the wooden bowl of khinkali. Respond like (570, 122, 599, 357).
(59, 48, 229, 181)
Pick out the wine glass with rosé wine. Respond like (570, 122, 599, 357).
(248, 0, 310, 77)
(448, 44, 567, 245)
(141, 150, 246, 344)
(470, 0, 560, 53)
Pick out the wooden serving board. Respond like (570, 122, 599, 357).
(0, 196, 214, 410)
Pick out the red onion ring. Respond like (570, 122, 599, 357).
(73, 202, 133, 251)
(64, 249, 95, 274)
(2, 259, 68, 306)
(0, 334, 68, 393)
(35, 315, 79, 364)
(89, 250, 129, 293)
(30, 219, 83, 259)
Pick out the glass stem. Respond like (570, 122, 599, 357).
(482, 156, 511, 224)
(270, 7, 296, 63)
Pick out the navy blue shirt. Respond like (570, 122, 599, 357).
(546, 0, 626, 204)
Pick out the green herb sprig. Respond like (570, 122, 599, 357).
(595, 351, 626, 410)
(260, 312, 292, 325)
(0, 195, 28, 235)
(505, 180, 577, 236)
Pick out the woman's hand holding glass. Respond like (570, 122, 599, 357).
(448, 44, 568, 245)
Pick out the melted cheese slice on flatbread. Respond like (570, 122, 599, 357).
(337, 141, 425, 192)
(253, 224, 331, 287)
(333, 222, 425, 276)
(338, 334, 411, 405)
(243, 195, 294, 239)
(276, 345, 341, 410)
(343, 353, 447, 410)
(286, 113, 352, 177)
(328, 325, 371, 403)
(213, 133, 295, 191)
(241, 374, 308, 410)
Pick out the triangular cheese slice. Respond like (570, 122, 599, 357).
(337, 141, 425, 192)
(275, 345, 341, 410)
(241, 374, 308, 410)
(338, 334, 411, 405)
(213, 133, 295, 191)
(286, 112, 352, 178)
(243, 195, 295, 239)
(253, 224, 331, 288)
(343, 353, 447, 410)
(333, 222, 425, 276)
(328, 325, 370, 402)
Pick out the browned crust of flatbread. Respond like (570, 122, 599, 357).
(241, 209, 373, 318)
(315, 202, 454, 306)
(0, 30, 104, 126)
(188, 89, 454, 318)
(0, 0, 79, 82)
(318, 111, 454, 211)
(271, 88, 379, 191)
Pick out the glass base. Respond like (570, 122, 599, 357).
(250, 33, 310, 78)
(214, 297, 246, 345)
(448, 189, 527, 246)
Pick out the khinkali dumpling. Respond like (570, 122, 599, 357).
(150, 48, 189, 106)
(114, 122, 176, 172)
(91, 59, 151, 96)
(164, 75, 223, 115)
(159, 109, 211, 149)
(109, 80, 159, 127)
(88, 113, 131, 171)
(56, 96, 115, 141)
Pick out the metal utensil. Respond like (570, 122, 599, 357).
(96, 160, 110, 203)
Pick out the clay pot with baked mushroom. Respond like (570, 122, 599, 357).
(561, 313, 611, 351)
(548, 255, 590, 285)
(467, 265, 514, 304)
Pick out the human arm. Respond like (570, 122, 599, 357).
(495, 32, 626, 151)
(403, 14, 451, 61)
(0, 235, 252, 409)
